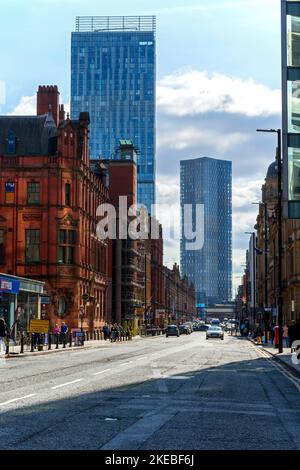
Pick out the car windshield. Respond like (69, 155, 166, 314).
(209, 326, 221, 331)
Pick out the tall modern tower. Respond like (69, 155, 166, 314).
(180, 157, 232, 306)
(71, 16, 156, 212)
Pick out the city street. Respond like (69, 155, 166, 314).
(1, 332, 300, 450)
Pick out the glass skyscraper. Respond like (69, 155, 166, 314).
(180, 157, 232, 305)
(71, 16, 156, 212)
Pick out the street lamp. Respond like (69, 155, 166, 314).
(245, 231, 256, 327)
(256, 128, 283, 353)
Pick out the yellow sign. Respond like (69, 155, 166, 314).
(29, 319, 49, 334)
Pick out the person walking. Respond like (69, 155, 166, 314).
(283, 323, 289, 348)
(0, 318, 9, 355)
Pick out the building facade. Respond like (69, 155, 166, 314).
(71, 16, 156, 212)
(256, 159, 300, 325)
(0, 86, 111, 333)
(163, 263, 196, 324)
(180, 157, 232, 306)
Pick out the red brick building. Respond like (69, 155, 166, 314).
(163, 263, 196, 324)
(0, 86, 110, 333)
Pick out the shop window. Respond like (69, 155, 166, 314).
(65, 183, 71, 207)
(0, 230, 4, 264)
(58, 229, 76, 264)
(25, 230, 40, 263)
(27, 182, 40, 205)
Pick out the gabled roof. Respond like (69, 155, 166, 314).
(0, 113, 57, 156)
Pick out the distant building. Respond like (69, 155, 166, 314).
(180, 157, 232, 306)
(71, 16, 156, 212)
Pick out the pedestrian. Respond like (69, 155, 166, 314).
(110, 324, 116, 342)
(53, 323, 60, 344)
(61, 322, 68, 344)
(102, 323, 109, 341)
(0, 318, 9, 355)
(283, 323, 289, 348)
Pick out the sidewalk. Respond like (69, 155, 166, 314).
(250, 339, 300, 377)
(2, 335, 146, 359)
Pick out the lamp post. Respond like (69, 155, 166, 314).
(256, 129, 283, 353)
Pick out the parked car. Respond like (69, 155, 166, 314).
(166, 325, 180, 338)
(179, 324, 190, 335)
(206, 326, 224, 340)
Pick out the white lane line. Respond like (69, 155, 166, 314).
(120, 362, 132, 366)
(0, 394, 36, 406)
(51, 379, 83, 390)
(137, 357, 148, 360)
(92, 369, 111, 376)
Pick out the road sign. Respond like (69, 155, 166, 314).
(29, 319, 49, 334)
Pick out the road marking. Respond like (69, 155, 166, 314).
(51, 379, 83, 390)
(120, 362, 132, 366)
(92, 369, 111, 376)
(253, 344, 300, 392)
(0, 394, 36, 406)
(101, 411, 176, 450)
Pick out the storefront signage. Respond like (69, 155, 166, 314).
(0, 277, 20, 294)
(29, 319, 49, 334)
(41, 296, 50, 304)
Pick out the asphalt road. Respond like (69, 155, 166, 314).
(1, 331, 300, 450)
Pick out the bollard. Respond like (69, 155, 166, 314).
(20, 333, 24, 354)
(31, 334, 34, 353)
(56, 334, 59, 349)
(69, 332, 72, 348)
(48, 334, 52, 350)
(5, 336, 10, 355)
(94, 331, 96, 340)
(97, 330, 100, 340)
(63, 334, 66, 348)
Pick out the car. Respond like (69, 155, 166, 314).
(183, 323, 193, 333)
(210, 318, 221, 327)
(179, 324, 190, 335)
(194, 324, 209, 331)
(166, 325, 180, 337)
(206, 326, 224, 340)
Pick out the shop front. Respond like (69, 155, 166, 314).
(0, 273, 44, 332)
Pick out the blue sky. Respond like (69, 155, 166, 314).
(0, 0, 282, 293)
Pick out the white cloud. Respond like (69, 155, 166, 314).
(157, 70, 281, 118)
(0, 80, 5, 105)
(157, 126, 249, 152)
(8, 95, 36, 115)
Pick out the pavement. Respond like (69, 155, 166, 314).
(249, 339, 300, 376)
(1, 331, 300, 450)
(2, 335, 148, 358)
